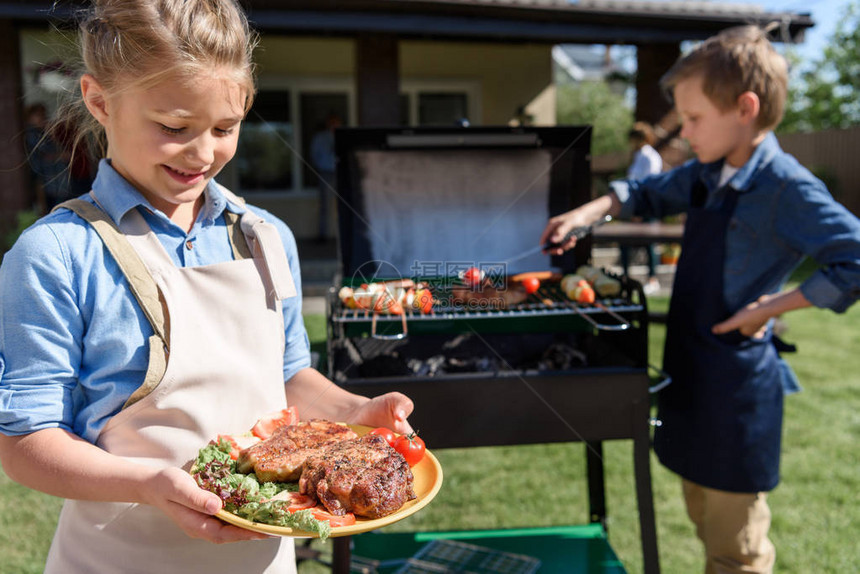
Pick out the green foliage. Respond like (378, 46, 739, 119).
(780, 1, 860, 132)
(3, 210, 40, 253)
(556, 81, 634, 155)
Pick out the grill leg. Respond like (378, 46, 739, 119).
(585, 440, 607, 531)
(634, 432, 660, 574)
(332, 536, 351, 574)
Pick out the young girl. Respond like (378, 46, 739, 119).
(0, 1, 413, 572)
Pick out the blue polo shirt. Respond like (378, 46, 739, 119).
(0, 160, 311, 444)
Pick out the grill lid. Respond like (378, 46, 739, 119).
(334, 126, 593, 280)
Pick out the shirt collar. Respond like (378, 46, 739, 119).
(699, 132, 780, 193)
(728, 132, 780, 192)
(90, 159, 246, 226)
(702, 132, 782, 192)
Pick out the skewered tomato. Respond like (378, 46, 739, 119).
(462, 267, 483, 286)
(251, 406, 299, 439)
(373, 290, 403, 315)
(369, 427, 396, 446)
(574, 283, 596, 304)
(393, 432, 426, 466)
(521, 277, 541, 294)
(414, 288, 433, 314)
(311, 507, 357, 527)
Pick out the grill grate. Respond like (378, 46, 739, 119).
(334, 282, 642, 322)
(392, 540, 541, 574)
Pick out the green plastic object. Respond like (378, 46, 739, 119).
(350, 525, 627, 573)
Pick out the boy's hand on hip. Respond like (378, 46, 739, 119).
(712, 295, 772, 339)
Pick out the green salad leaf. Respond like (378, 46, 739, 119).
(191, 441, 331, 540)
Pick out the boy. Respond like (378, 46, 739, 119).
(540, 26, 860, 573)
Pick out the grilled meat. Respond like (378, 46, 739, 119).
(236, 419, 358, 482)
(451, 281, 528, 309)
(299, 434, 416, 519)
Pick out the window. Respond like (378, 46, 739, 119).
(418, 93, 468, 126)
(237, 90, 292, 191)
(400, 81, 479, 126)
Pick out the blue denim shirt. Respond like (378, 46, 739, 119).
(0, 160, 311, 443)
(611, 133, 860, 314)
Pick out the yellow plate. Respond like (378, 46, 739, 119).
(213, 424, 443, 538)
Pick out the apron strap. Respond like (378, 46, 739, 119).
(54, 198, 171, 410)
(216, 184, 296, 300)
(241, 216, 298, 300)
(53, 198, 169, 345)
(224, 210, 253, 260)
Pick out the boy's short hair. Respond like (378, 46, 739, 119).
(660, 25, 788, 131)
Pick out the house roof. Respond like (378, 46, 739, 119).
(2, 0, 814, 45)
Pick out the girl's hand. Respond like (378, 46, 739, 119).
(712, 295, 773, 339)
(346, 392, 414, 435)
(142, 467, 272, 544)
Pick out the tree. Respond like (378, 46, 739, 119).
(780, 1, 860, 133)
(556, 80, 634, 155)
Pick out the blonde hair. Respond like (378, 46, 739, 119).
(55, 0, 258, 160)
(660, 25, 788, 131)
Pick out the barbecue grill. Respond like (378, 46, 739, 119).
(325, 126, 661, 574)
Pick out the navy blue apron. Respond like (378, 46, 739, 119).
(654, 183, 783, 493)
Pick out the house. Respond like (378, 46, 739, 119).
(0, 0, 813, 241)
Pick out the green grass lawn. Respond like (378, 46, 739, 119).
(2, 299, 858, 574)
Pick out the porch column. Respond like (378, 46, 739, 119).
(635, 42, 681, 126)
(355, 33, 400, 126)
(0, 19, 28, 241)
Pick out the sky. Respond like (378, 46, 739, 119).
(732, 0, 854, 65)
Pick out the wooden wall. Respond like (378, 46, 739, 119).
(777, 127, 860, 217)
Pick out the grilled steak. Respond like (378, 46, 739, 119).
(451, 281, 528, 309)
(299, 434, 416, 519)
(236, 419, 358, 481)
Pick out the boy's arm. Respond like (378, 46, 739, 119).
(712, 288, 812, 338)
(541, 193, 622, 255)
(541, 161, 698, 255)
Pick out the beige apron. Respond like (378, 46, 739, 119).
(45, 190, 298, 574)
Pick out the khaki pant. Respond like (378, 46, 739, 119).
(682, 479, 776, 574)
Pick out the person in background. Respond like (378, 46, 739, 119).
(310, 112, 341, 243)
(53, 115, 95, 199)
(621, 121, 663, 294)
(541, 25, 860, 574)
(23, 102, 70, 212)
(0, 2, 413, 573)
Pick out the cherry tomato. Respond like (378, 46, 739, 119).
(462, 267, 483, 286)
(270, 491, 316, 512)
(521, 277, 541, 294)
(311, 506, 357, 527)
(372, 290, 404, 315)
(393, 432, 426, 467)
(251, 406, 300, 439)
(369, 427, 396, 446)
(215, 434, 242, 460)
